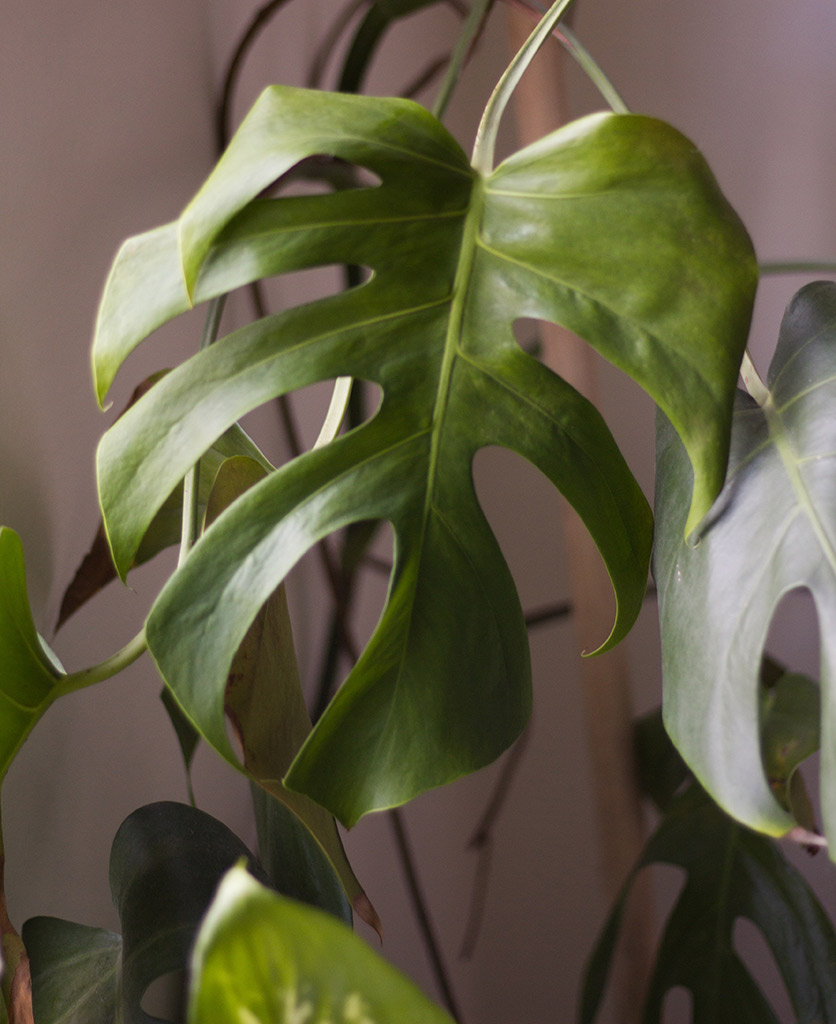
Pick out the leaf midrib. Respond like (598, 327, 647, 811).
(370, 179, 484, 733)
(765, 397, 836, 578)
(423, 179, 484, 527)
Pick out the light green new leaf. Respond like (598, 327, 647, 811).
(655, 281, 836, 846)
(189, 865, 455, 1024)
(580, 784, 836, 1024)
(95, 87, 755, 824)
(0, 527, 63, 783)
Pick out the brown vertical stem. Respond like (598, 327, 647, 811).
(0, 809, 33, 1024)
(505, 8, 654, 1020)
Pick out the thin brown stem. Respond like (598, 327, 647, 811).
(306, 0, 372, 90)
(459, 728, 530, 958)
(401, 55, 450, 101)
(216, 0, 295, 151)
(390, 809, 464, 1023)
(0, 808, 33, 1024)
(524, 599, 572, 629)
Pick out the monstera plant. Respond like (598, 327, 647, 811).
(3, 0, 836, 1021)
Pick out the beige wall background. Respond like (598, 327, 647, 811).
(2, 2, 836, 1022)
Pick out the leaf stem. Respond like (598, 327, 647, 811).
(389, 809, 464, 1022)
(557, 25, 628, 112)
(472, 0, 576, 173)
(759, 260, 836, 276)
(313, 377, 353, 450)
(56, 627, 148, 696)
(503, 1, 628, 112)
(740, 349, 770, 407)
(179, 296, 226, 567)
(306, 0, 372, 89)
(215, 0, 295, 151)
(432, 0, 495, 120)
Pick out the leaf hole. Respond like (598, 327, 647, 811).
(285, 518, 391, 713)
(662, 986, 693, 1023)
(512, 317, 549, 359)
(651, 862, 687, 927)
(223, 263, 374, 337)
(237, 377, 383, 469)
(733, 917, 794, 1022)
(267, 157, 382, 198)
(765, 587, 820, 682)
(472, 446, 570, 614)
(140, 969, 188, 1022)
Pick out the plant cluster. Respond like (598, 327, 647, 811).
(2, 1, 836, 1021)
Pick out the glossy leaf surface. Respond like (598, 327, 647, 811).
(655, 282, 836, 844)
(59, 370, 271, 629)
(203, 457, 372, 928)
(189, 865, 454, 1024)
(95, 87, 755, 823)
(580, 784, 836, 1024)
(0, 527, 63, 782)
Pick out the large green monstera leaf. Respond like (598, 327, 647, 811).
(655, 281, 836, 850)
(93, 85, 755, 825)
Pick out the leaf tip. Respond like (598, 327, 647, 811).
(353, 893, 383, 942)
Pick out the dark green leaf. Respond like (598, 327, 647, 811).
(250, 784, 352, 926)
(338, 0, 453, 94)
(654, 281, 836, 845)
(160, 685, 200, 794)
(25, 803, 267, 1024)
(0, 527, 63, 783)
(24, 919, 120, 1024)
(633, 708, 689, 812)
(195, 456, 375, 930)
(95, 87, 754, 824)
(188, 865, 455, 1024)
(110, 801, 269, 1023)
(580, 785, 836, 1024)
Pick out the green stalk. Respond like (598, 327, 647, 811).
(314, 377, 354, 450)
(56, 627, 148, 697)
(472, 0, 576, 173)
(558, 24, 628, 112)
(432, 0, 495, 120)
(178, 296, 226, 567)
(759, 260, 836, 276)
(503, 1, 628, 112)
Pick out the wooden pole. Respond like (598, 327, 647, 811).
(505, 8, 655, 1020)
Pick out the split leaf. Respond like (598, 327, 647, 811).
(58, 373, 271, 629)
(26, 801, 268, 1024)
(94, 87, 755, 823)
(199, 455, 372, 928)
(655, 281, 836, 846)
(580, 784, 836, 1023)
